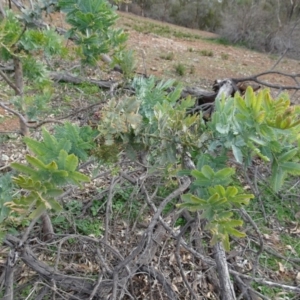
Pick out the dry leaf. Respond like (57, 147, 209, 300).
(286, 245, 297, 255)
(278, 262, 285, 273)
(296, 272, 300, 284)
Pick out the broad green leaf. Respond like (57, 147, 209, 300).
(209, 185, 225, 197)
(65, 153, 78, 172)
(177, 202, 205, 212)
(29, 203, 46, 219)
(216, 123, 229, 134)
(259, 124, 275, 139)
(222, 234, 230, 251)
(253, 90, 262, 115)
(229, 194, 254, 205)
(225, 186, 238, 198)
(244, 86, 254, 108)
(177, 169, 191, 176)
(11, 163, 37, 176)
(46, 188, 63, 197)
(181, 194, 207, 205)
(270, 163, 285, 192)
(235, 95, 248, 115)
(70, 171, 90, 183)
(278, 148, 298, 163)
(191, 169, 208, 180)
(249, 136, 266, 146)
(194, 178, 212, 187)
(280, 162, 300, 175)
(232, 144, 243, 163)
(207, 193, 220, 204)
(215, 211, 233, 220)
(215, 168, 235, 179)
(226, 227, 246, 238)
(47, 198, 63, 211)
(201, 165, 215, 179)
(26, 155, 47, 170)
(223, 219, 244, 227)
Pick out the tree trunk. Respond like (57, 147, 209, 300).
(214, 242, 236, 300)
(41, 213, 54, 241)
(3, 249, 19, 300)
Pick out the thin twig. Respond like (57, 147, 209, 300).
(229, 269, 300, 293)
(0, 69, 20, 94)
(175, 219, 199, 300)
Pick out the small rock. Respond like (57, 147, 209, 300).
(1, 154, 9, 161)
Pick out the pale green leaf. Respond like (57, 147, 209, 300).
(29, 203, 47, 219)
(65, 153, 78, 172)
(232, 144, 243, 163)
(280, 162, 300, 175)
(201, 165, 215, 179)
(278, 148, 298, 163)
(215, 168, 235, 179)
(11, 163, 36, 176)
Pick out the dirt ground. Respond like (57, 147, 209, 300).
(1, 11, 300, 133)
(119, 13, 300, 88)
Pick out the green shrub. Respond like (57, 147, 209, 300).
(174, 63, 186, 76)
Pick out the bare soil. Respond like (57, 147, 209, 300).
(118, 12, 300, 90)
(1, 11, 300, 133)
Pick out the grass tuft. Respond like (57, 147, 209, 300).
(174, 63, 186, 76)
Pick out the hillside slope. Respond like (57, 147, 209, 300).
(118, 12, 300, 100)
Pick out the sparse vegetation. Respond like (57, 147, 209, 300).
(160, 51, 174, 60)
(189, 64, 195, 74)
(1, 1, 300, 300)
(199, 49, 214, 57)
(174, 62, 186, 76)
(221, 52, 229, 60)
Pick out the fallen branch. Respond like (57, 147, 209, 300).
(229, 269, 300, 293)
(232, 70, 300, 90)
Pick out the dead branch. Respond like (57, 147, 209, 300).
(229, 269, 300, 293)
(232, 70, 300, 90)
(175, 219, 199, 300)
(0, 102, 64, 136)
(49, 71, 119, 90)
(3, 249, 18, 300)
(0, 68, 20, 95)
(139, 265, 178, 300)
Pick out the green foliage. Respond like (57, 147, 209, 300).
(59, 0, 127, 64)
(160, 52, 174, 60)
(0, 174, 14, 242)
(199, 49, 213, 57)
(6, 130, 90, 220)
(23, 125, 96, 163)
(112, 49, 136, 79)
(23, 93, 52, 119)
(174, 63, 186, 76)
(97, 76, 204, 165)
(178, 166, 254, 250)
(54, 122, 98, 161)
(22, 56, 49, 82)
(20, 28, 65, 56)
(52, 200, 103, 235)
(0, 10, 23, 61)
(207, 87, 300, 191)
(0, 10, 65, 74)
(112, 184, 142, 220)
(76, 218, 103, 236)
(0, 173, 13, 222)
